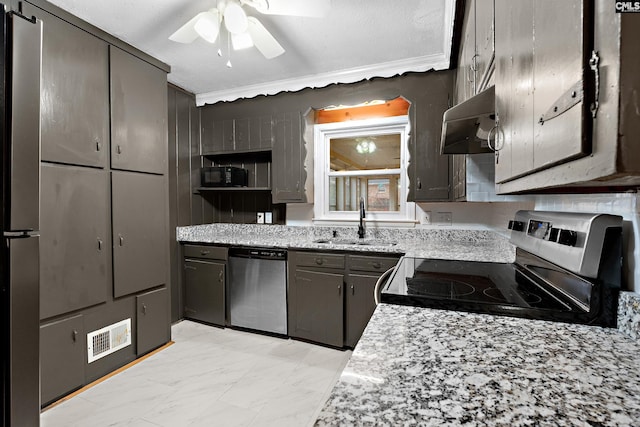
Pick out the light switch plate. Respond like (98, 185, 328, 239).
(265, 212, 273, 224)
(257, 212, 265, 224)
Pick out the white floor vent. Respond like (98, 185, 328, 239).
(87, 318, 131, 363)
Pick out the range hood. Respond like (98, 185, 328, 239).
(440, 85, 495, 155)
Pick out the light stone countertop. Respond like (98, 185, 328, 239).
(315, 303, 640, 426)
(177, 223, 516, 263)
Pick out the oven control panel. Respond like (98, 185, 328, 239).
(508, 210, 622, 278)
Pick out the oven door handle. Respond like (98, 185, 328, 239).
(374, 266, 396, 306)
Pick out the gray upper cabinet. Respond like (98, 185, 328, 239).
(40, 164, 109, 320)
(136, 288, 170, 356)
(494, 0, 590, 184)
(202, 115, 273, 154)
(110, 46, 168, 175)
(455, 0, 494, 103)
(272, 112, 305, 203)
(35, 6, 109, 168)
(112, 171, 168, 297)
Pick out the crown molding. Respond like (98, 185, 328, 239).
(194, 53, 450, 106)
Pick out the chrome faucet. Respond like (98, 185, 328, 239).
(358, 197, 366, 239)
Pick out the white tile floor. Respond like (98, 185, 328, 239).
(41, 320, 351, 427)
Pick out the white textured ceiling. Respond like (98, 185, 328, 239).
(45, 0, 456, 105)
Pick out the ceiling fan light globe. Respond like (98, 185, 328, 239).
(232, 32, 254, 50)
(194, 12, 220, 43)
(224, 2, 249, 34)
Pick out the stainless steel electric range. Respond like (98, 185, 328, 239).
(381, 211, 623, 327)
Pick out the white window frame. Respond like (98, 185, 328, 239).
(313, 115, 416, 225)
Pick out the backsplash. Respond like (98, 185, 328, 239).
(618, 292, 640, 340)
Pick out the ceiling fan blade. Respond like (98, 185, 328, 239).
(169, 12, 208, 43)
(246, 0, 330, 17)
(247, 17, 284, 59)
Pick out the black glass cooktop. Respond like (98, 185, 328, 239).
(380, 256, 595, 323)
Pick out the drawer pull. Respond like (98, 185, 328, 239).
(315, 258, 324, 265)
(200, 250, 211, 256)
(372, 262, 381, 269)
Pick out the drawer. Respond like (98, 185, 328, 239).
(295, 252, 345, 269)
(348, 255, 399, 273)
(183, 244, 228, 261)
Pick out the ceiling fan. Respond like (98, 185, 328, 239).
(169, 0, 331, 59)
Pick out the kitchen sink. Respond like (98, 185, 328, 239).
(313, 238, 397, 247)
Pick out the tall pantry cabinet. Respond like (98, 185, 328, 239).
(28, 2, 171, 406)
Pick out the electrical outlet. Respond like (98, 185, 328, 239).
(257, 212, 265, 224)
(265, 212, 273, 224)
(434, 211, 452, 226)
(423, 211, 432, 225)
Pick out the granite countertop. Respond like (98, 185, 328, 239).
(177, 224, 516, 263)
(315, 303, 640, 426)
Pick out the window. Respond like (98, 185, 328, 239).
(313, 116, 414, 224)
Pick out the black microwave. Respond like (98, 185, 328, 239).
(201, 166, 248, 187)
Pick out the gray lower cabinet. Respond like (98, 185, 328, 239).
(345, 274, 379, 348)
(288, 250, 399, 348)
(40, 315, 85, 405)
(345, 254, 400, 347)
(182, 244, 228, 326)
(31, 4, 109, 169)
(112, 171, 168, 297)
(40, 164, 109, 320)
(110, 46, 167, 175)
(289, 267, 344, 348)
(136, 288, 170, 356)
(184, 259, 226, 326)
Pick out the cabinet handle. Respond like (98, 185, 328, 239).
(119, 234, 124, 246)
(116, 145, 122, 154)
(372, 262, 381, 269)
(417, 178, 422, 190)
(338, 284, 341, 295)
(142, 304, 147, 315)
(296, 181, 299, 191)
(218, 270, 223, 282)
(184, 264, 197, 270)
(97, 238, 103, 251)
(72, 329, 78, 342)
(315, 258, 324, 265)
(351, 284, 354, 295)
(96, 139, 101, 152)
(200, 250, 210, 256)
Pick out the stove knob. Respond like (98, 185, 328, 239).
(557, 229, 578, 246)
(508, 220, 525, 232)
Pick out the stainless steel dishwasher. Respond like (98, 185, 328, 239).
(228, 247, 287, 335)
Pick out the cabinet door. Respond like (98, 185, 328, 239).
(532, 0, 590, 170)
(494, 0, 534, 182)
(110, 46, 167, 174)
(345, 274, 378, 348)
(474, 0, 494, 90)
(40, 164, 109, 319)
(136, 288, 170, 356)
(290, 268, 343, 347)
(457, 0, 476, 100)
(112, 171, 168, 297)
(272, 112, 304, 202)
(38, 8, 109, 168)
(251, 115, 274, 150)
(40, 315, 85, 405)
(183, 259, 226, 326)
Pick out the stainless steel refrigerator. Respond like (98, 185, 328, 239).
(0, 5, 42, 427)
